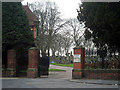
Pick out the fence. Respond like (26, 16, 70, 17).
(85, 59, 119, 69)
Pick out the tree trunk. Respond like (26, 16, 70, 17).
(48, 48, 50, 57)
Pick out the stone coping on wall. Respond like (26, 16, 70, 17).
(73, 46, 84, 49)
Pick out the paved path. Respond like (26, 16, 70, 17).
(49, 64, 73, 79)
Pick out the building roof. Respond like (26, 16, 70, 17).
(22, 5, 38, 26)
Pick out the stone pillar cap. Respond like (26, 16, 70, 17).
(29, 47, 38, 50)
(73, 46, 84, 49)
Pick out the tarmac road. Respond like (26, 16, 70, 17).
(2, 78, 118, 88)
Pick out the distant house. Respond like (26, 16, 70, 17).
(22, 5, 39, 38)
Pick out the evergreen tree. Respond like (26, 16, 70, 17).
(2, 2, 35, 68)
(77, 2, 120, 68)
(77, 2, 120, 51)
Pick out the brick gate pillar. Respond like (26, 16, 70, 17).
(72, 46, 85, 79)
(7, 50, 16, 77)
(27, 47, 38, 78)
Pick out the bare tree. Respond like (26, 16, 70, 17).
(66, 18, 85, 47)
(61, 33, 72, 56)
(29, 1, 66, 56)
(50, 33, 72, 57)
(51, 34, 63, 56)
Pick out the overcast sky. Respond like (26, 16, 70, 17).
(22, 0, 81, 19)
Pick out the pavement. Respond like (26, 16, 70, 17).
(1, 64, 120, 88)
(69, 79, 119, 86)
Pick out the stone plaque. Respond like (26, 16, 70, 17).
(74, 54, 81, 62)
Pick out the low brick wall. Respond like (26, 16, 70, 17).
(2, 69, 7, 77)
(72, 69, 119, 80)
(83, 69, 120, 80)
(72, 70, 83, 79)
(27, 68, 38, 78)
(2, 69, 16, 77)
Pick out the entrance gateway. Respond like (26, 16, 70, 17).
(4, 47, 120, 80)
(6, 47, 85, 78)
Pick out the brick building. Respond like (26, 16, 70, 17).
(22, 5, 39, 38)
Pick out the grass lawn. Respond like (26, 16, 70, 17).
(50, 63, 73, 67)
(49, 69, 66, 72)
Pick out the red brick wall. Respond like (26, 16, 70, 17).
(73, 48, 85, 69)
(7, 50, 16, 77)
(28, 49, 38, 68)
(7, 50, 16, 68)
(84, 70, 120, 80)
(72, 47, 85, 79)
(74, 49, 81, 54)
(84, 72, 120, 80)
(27, 48, 38, 78)
(72, 71, 82, 79)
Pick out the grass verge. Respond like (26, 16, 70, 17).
(50, 63, 73, 67)
(49, 68, 66, 72)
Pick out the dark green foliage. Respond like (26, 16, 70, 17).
(2, 2, 35, 68)
(77, 2, 120, 69)
(84, 29, 91, 40)
(77, 2, 120, 53)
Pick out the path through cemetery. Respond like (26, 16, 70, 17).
(48, 64, 73, 79)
